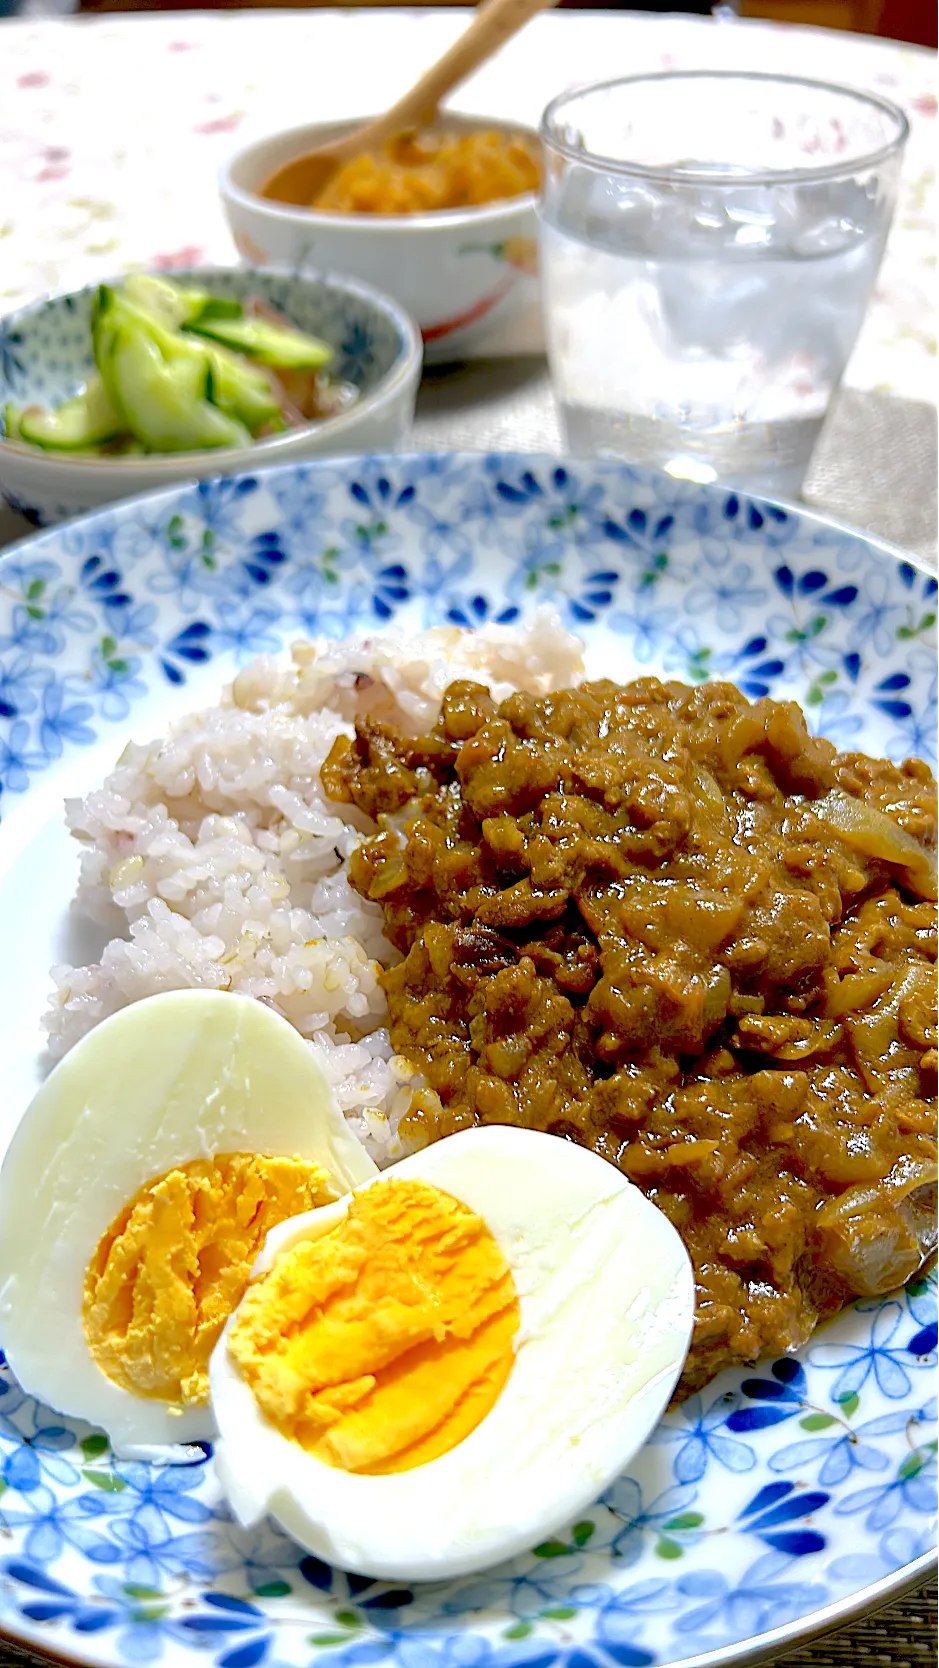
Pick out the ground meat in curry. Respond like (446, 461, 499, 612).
(322, 678, 938, 1394)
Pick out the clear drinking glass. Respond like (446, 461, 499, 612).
(539, 73, 909, 496)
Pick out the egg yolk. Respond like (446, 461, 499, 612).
(84, 1154, 334, 1407)
(228, 1178, 520, 1474)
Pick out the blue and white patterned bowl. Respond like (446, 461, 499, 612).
(0, 267, 422, 528)
(0, 453, 934, 1668)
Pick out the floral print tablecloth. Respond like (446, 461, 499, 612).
(0, 7, 935, 401)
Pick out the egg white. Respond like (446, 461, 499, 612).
(210, 1124, 695, 1581)
(0, 990, 376, 1447)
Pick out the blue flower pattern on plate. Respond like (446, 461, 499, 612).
(0, 454, 935, 1667)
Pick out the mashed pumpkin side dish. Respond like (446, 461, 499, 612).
(299, 128, 542, 216)
(227, 1177, 520, 1474)
(84, 1153, 335, 1406)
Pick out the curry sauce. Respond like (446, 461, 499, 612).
(323, 677, 938, 1394)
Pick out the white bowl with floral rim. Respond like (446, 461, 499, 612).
(219, 116, 541, 364)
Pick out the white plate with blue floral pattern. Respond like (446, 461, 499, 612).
(0, 453, 935, 1668)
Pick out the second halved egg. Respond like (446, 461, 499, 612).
(210, 1125, 695, 1580)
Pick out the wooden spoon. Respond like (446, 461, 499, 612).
(262, 0, 558, 208)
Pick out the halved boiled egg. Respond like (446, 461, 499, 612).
(210, 1125, 694, 1580)
(0, 990, 376, 1448)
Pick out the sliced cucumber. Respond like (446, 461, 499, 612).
(92, 283, 130, 384)
(185, 314, 333, 370)
(94, 284, 207, 379)
(195, 295, 245, 322)
(2, 403, 23, 443)
(204, 345, 284, 433)
(93, 287, 252, 451)
(122, 275, 242, 331)
(9, 281, 303, 458)
(95, 285, 275, 425)
(18, 374, 123, 452)
(106, 326, 249, 453)
(122, 275, 193, 328)
(13, 280, 323, 456)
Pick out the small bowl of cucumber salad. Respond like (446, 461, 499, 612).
(0, 265, 422, 526)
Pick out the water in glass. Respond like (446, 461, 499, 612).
(539, 76, 908, 497)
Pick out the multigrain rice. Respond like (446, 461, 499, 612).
(44, 612, 584, 1164)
